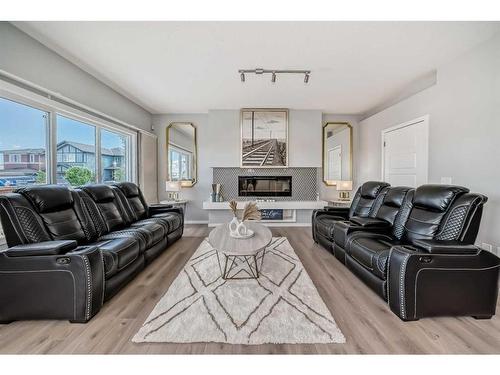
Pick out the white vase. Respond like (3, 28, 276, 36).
(229, 216, 240, 235)
(236, 221, 247, 236)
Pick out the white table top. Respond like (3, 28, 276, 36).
(208, 221, 272, 256)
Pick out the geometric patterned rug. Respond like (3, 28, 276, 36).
(132, 237, 345, 344)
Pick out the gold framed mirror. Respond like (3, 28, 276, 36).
(166, 122, 197, 187)
(322, 122, 353, 186)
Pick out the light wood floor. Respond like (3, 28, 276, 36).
(0, 225, 499, 354)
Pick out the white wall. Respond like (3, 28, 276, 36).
(0, 22, 152, 131)
(358, 31, 500, 248)
(169, 127, 195, 153)
(154, 109, 329, 222)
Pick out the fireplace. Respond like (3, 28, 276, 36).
(238, 176, 292, 197)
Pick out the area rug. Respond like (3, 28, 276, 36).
(132, 237, 345, 344)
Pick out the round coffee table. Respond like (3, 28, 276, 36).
(208, 221, 272, 280)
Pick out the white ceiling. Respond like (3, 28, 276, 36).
(14, 21, 500, 115)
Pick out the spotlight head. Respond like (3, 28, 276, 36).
(271, 72, 276, 83)
(304, 73, 310, 83)
(240, 72, 245, 82)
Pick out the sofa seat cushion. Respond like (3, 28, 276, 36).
(95, 238, 140, 278)
(99, 229, 148, 252)
(130, 218, 169, 233)
(151, 212, 182, 233)
(99, 222, 164, 251)
(347, 233, 399, 279)
(134, 222, 165, 245)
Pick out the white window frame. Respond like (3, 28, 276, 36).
(0, 82, 138, 185)
(9, 154, 21, 163)
(168, 143, 193, 181)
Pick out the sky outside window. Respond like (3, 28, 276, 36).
(0, 97, 47, 151)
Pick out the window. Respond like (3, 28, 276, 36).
(0, 97, 48, 195)
(9, 154, 21, 163)
(56, 115, 96, 186)
(169, 145, 192, 181)
(0, 97, 48, 245)
(100, 128, 131, 183)
(0, 95, 136, 188)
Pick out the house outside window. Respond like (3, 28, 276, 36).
(8, 154, 21, 163)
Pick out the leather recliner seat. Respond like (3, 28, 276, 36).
(112, 182, 184, 258)
(0, 182, 184, 323)
(332, 184, 500, 320)
(312, 181, 390, 252)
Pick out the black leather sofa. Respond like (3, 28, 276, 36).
(312, 181, 390, 251)
(319, 183, 500, 321)
(0, 182, 183, 323)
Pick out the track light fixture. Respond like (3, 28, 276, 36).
(238, 68, 311, 83)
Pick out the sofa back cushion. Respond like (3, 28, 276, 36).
(374, 187, 413, 225)
(16, 185, 87, 243)
(0, 193, 52, 246)
(81, 185, 126, 232)
(349, 181, 390, 218)
(402, 185, 469, 244)
(435, 192, 488, 244)
(113, 182, 148, 221)
(76, 189, 109, 238)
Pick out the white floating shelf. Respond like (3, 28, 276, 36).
(202, 200, 327, 210)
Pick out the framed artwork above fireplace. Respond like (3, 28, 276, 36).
(240, 108, 288, 168)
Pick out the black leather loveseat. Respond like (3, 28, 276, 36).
(313, 182, 500, 321)
(0, 182, 183, 323)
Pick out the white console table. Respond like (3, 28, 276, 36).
(202, 200, 328, 227)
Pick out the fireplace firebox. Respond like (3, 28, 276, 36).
(238, 176, 292, 197)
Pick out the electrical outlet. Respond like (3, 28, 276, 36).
(481, 243, 493, 252)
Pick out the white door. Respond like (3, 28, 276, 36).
(327, 146, 342, 181)
(382, 116, 429, 187)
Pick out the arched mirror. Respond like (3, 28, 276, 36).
(166, 122, 197, 187)
(322, 122, 352, 186)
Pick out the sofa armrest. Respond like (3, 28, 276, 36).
(149, 203, 173, 209)
(333, 219, 391, 250)
(350, 217, 391, 228)
(5, 240, 78, 257)
(312, 207, 349, 221)
(312, 207, 349, 243)
(149, 204, 183, 217)
(0, 245, 104, 323)
(412, 239, 479, 254)
(323, 206, 350, 215)
(387, 245, 500, 321)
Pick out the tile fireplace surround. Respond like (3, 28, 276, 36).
(212, 167, 319, 201)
